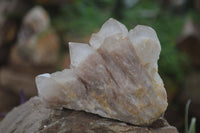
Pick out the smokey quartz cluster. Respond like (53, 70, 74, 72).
(35, 18, 168, 125)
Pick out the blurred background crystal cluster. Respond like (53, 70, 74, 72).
(0, 0, 199, 132)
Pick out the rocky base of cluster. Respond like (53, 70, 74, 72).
(0, 97, 178, 133)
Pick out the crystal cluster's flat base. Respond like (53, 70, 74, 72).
(35, 18, 168, 125)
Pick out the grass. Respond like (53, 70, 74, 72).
(185, 100, 196, 133)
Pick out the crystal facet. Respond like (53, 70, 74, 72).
(35, 18, 168, 125)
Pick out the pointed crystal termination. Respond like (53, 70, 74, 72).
(128, 25, 164, 91)
(36, 69, 88, 109)
(36, 18, 168, 126)
(69, 42, 96, 68)
(89, 18, 128, 49)
(129, 25, 161, 72)
(36, 73, 65, 104)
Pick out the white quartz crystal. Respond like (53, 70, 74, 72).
(89, 18, 128, 49)
(36, 18, 168, 126)
(128, 25, 161, 73)
(69, 42, 96, 68)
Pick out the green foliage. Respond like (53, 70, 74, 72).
(186, 10, 200, 23)
(185, 100, 196, 133)
(53, 0, 115, 38)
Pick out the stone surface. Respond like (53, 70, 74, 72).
(0, 97, 178, 133)
(0, 67, 37, 97)
(1, 44, 59, 99)
(36, 18, 168, 125)
(9, 46, 57, 73)
(16, 6, 60, 66)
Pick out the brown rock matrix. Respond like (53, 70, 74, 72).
(0, 97, 177, 133)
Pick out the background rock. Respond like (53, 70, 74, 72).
(0, 0, 31, 66)
(177, 19, 200, 67)
(0, 5, 62, 115)
(0, 97, 179, 133)
(16, 6, 60, 67)
(0, 67, 37, 97)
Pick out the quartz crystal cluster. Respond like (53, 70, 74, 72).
(35, 18, 168, 125)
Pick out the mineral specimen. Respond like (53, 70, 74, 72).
(35, 18, 168, 125)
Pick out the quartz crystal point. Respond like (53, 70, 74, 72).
(35, 18, 168, 125)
